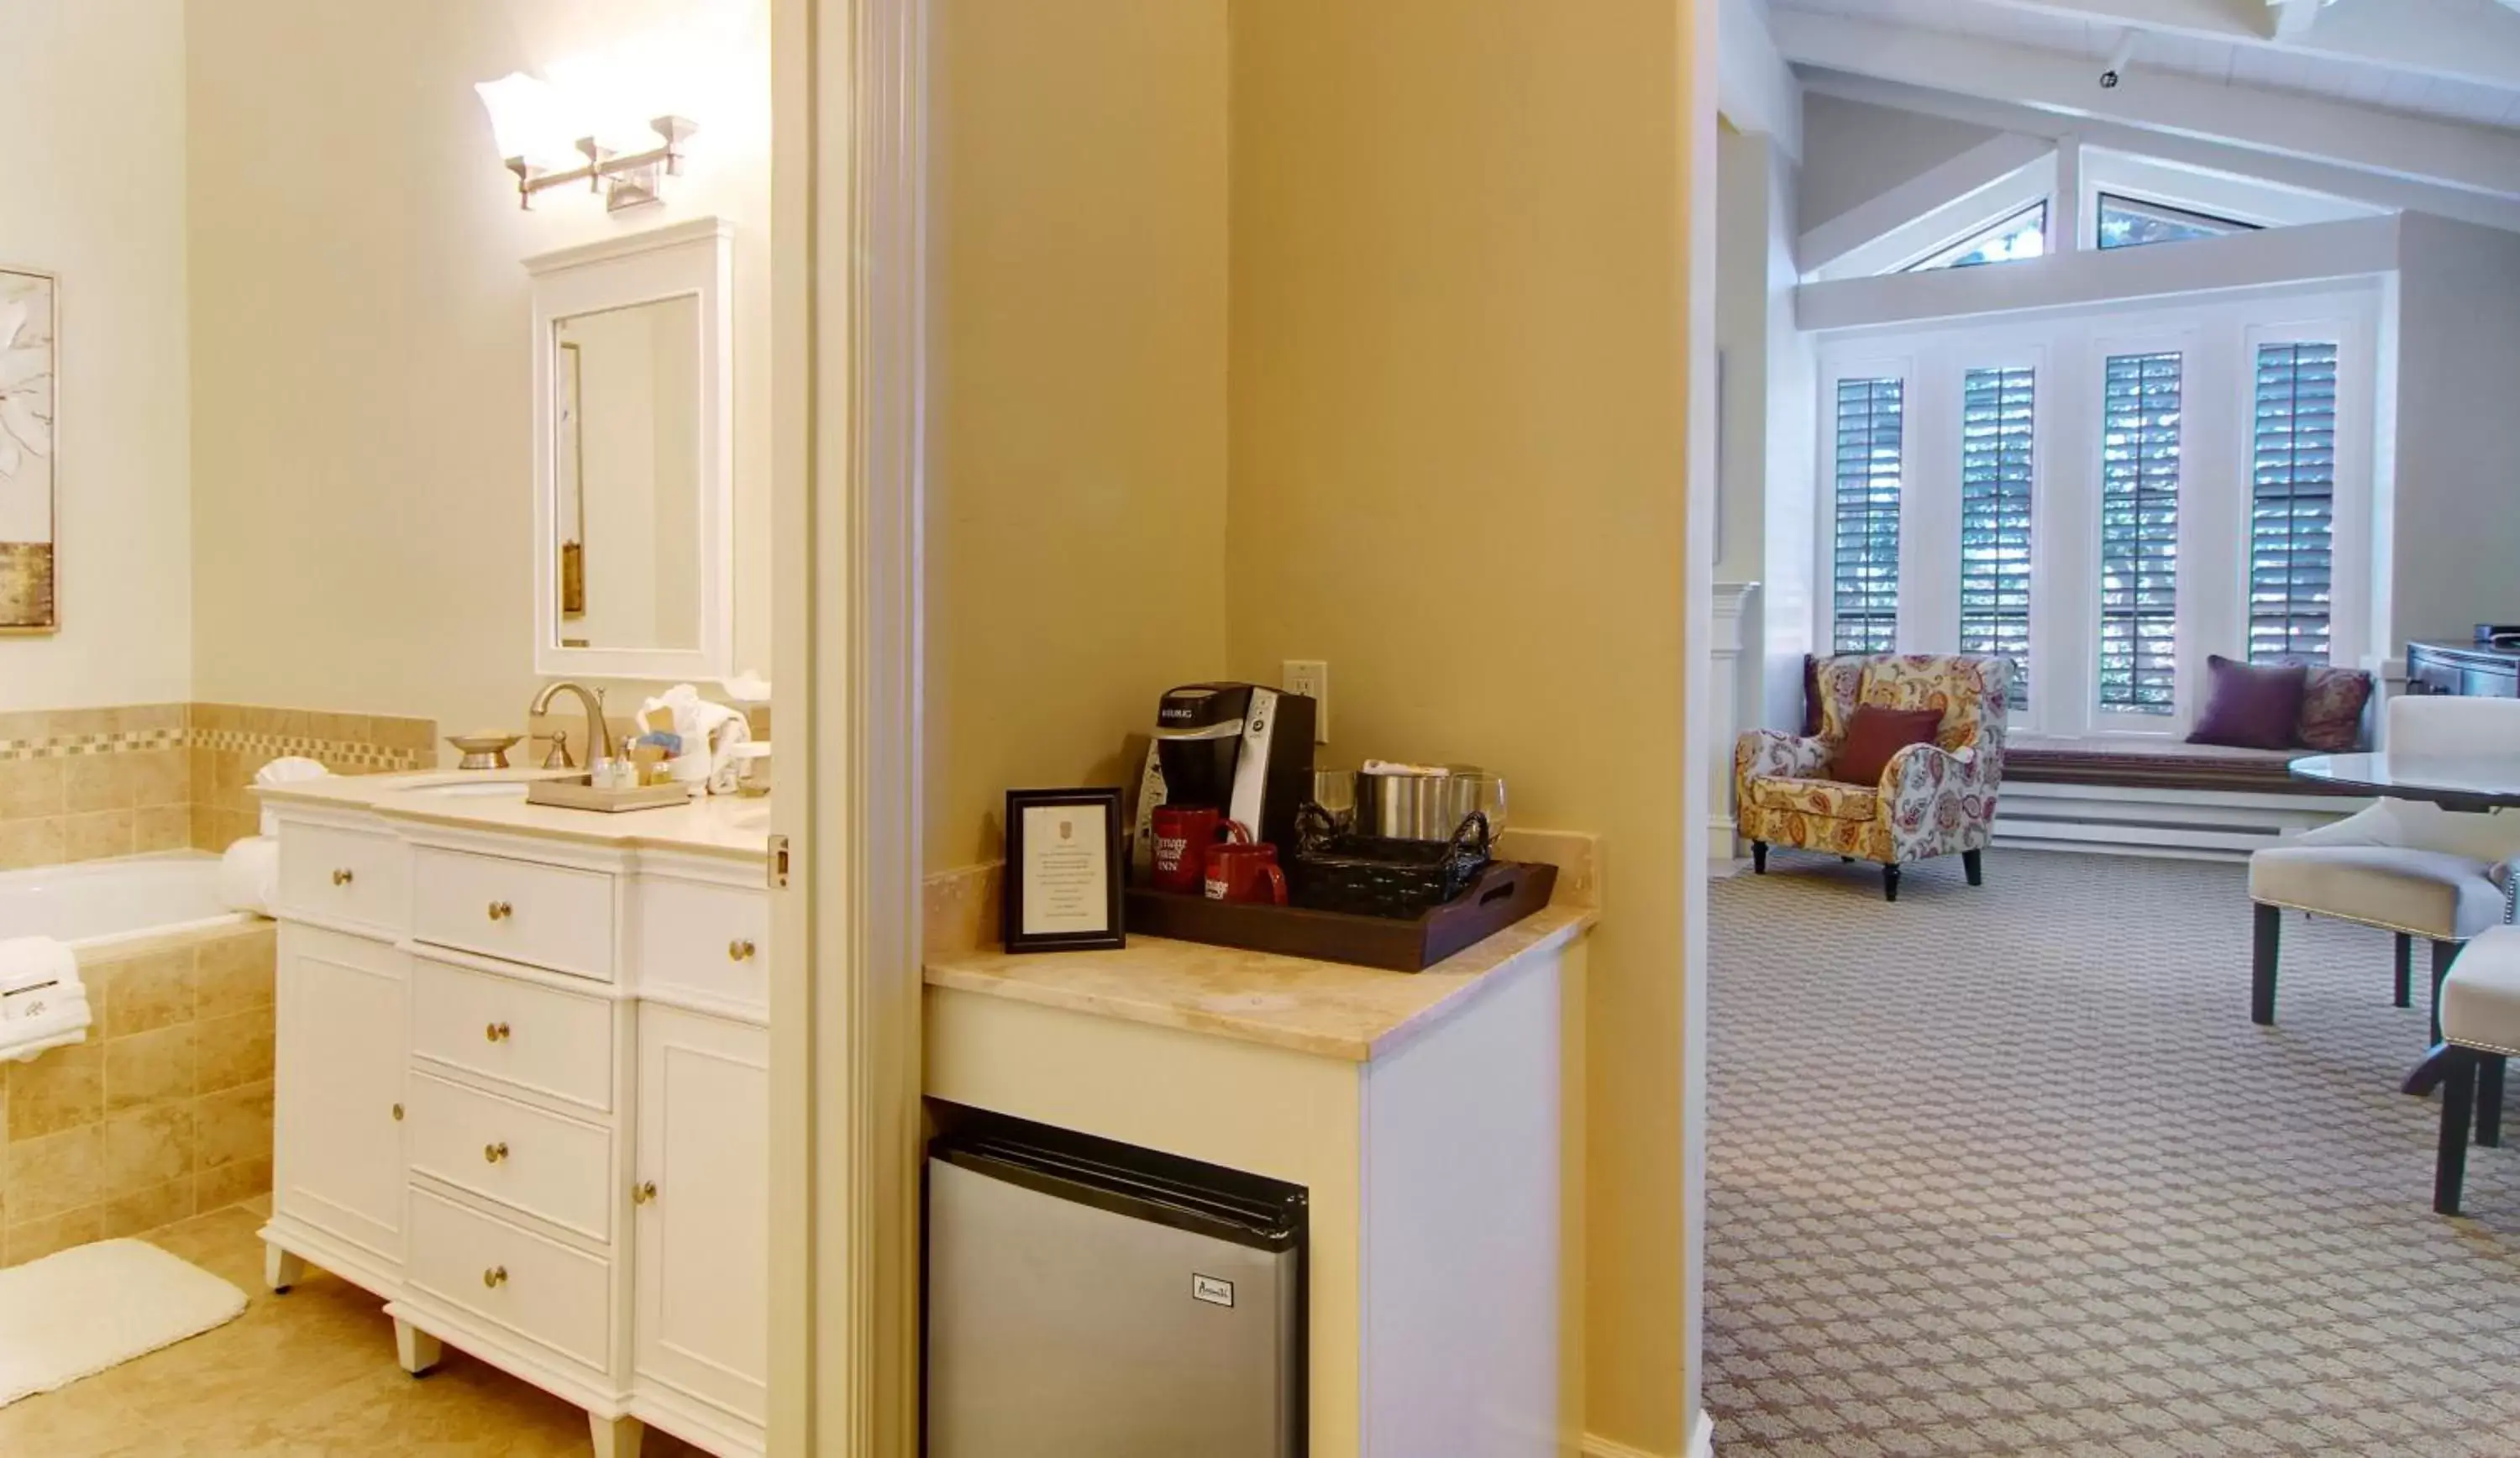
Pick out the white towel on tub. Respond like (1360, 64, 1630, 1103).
(0, 936, 89, 1064)
(254, 755, 331, 837)
(219, 836, 281, 918)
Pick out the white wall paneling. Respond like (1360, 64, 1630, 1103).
(1708, 582, 1760, 863)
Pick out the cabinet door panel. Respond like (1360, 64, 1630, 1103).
(633, 1007, 769, 1423)
(275, 924, 408, 1265)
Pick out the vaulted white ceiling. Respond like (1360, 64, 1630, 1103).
(1772, 0, 2520, 131)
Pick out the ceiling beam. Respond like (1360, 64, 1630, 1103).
(1971, 0, 2520, 90)
(1800, 70, 2520, 234)
(1772, 11, 2520, 202)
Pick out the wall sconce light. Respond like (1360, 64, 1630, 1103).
(474, 69, 698, 212)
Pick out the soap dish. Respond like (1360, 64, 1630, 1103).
(525, 777, 691, 814)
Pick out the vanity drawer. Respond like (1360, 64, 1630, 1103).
(636, 878, 769, 1011)
(277, 825, 408, 931)
(412, 958, 615, 1114)
(412, 847, 615, 980)
(407, 1071, 613, 1243)
(407, 1187, 611, 1373)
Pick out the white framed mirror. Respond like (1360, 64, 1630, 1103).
(527, 218, 734, 680)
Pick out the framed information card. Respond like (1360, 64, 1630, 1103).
(1002, 788, 1126, 954)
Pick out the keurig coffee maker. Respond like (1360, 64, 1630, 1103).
(1131, 684, 1318, 873)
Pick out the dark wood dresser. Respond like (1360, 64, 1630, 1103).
(2407, 641, 2520, 698)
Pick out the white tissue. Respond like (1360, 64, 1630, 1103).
(642, 684, 753, 795)
(0, 937, 89, 1064)
(219, 837, 281, 917)
(253, 756, 333, 836)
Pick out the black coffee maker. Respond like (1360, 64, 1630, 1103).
(1130, 683, 1318, 872)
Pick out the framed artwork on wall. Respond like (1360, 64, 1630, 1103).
(0, 266, 56, 633)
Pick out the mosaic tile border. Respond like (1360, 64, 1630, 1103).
(0, 727, 188, 760)
(191, 728, 426, 774)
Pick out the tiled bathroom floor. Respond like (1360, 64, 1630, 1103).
(0, 1200, 709, 1456)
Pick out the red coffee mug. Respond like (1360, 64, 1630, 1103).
(1205, 842, 1288, 905)
(1152, 807, 1249, 894)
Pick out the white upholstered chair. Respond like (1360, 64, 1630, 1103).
(2250, 695, 2520, 1037)
(2433, 925, 2518, 1214)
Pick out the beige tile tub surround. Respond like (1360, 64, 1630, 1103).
(0, 919, 278, 1265)
(190, 702, 437, 852)
(0, 705, 192, 869)
(0, 702, 437, 864)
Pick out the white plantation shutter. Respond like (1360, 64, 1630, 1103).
(2249, 343, 2339, 665)
(2097, 352, 2182, 715)
(1832, 377, 1903, 654)
(1959, 366, 2034, 706)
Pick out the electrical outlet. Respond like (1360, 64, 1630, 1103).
(1282, 659, 1330, 743)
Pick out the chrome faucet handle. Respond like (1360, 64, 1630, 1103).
(543, 727, 575, 771)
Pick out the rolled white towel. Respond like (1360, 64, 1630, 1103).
(254, 755, 332, 836)
(0, 936, 89, 1064)
(219, 836, 281, 917)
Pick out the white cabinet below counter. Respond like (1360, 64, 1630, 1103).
(260, 800, 774, 1458)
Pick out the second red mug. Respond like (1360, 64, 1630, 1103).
(1205, 842, 1288, 905)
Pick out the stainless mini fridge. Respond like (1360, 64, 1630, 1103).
(926, 1119, 1306, 1457)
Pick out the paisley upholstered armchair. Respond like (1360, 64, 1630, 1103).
(1733, 654, 2013, 901)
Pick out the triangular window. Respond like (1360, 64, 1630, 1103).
(1905, 202, 2049, 272)
(2096, 193, 2258, 250)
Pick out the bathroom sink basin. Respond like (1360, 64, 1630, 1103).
(729, 806, 772, 834)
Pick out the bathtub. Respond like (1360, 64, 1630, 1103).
(0, 851, 257, 951)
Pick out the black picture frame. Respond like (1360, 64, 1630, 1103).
(1002, 788, 1127, 954)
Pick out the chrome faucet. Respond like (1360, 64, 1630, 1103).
(529, 681, 616, 771)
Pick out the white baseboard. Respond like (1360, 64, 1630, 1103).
(1583, 1413, 1712, 1458)
(1994, 782, 2367, 861)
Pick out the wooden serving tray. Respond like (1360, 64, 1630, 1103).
(1123, 860, 1558, 973)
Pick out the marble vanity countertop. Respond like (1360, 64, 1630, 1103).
(924, 901, 1597, 1063)
(256, 768, 773, 863)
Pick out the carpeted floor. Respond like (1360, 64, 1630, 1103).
(1707, 849, 2520, 1457)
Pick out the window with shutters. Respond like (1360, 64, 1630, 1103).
(2097, 353, 2182, 714)
(2249, 342, 2339, 666)
(1959, 367, 2034, 706)
(1831, 378, 1904, 653)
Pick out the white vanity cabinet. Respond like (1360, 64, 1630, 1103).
(260, 800, 773, 1458)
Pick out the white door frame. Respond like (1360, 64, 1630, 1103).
(770, 0, 928, 1453)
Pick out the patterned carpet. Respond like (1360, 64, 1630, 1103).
(1706, 850, 2520, 1457)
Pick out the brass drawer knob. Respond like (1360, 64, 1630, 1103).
(485, 1021, 512, 1043)
(728, 938, 756, 962)
(486, 900, 514, 921)
(391, 1103, 404, 1122)
(484, 1141, 509, 1164)
(331, 868, 355, 886)
(482, 1266, 508, 1289)
(633, 1180, 659, 1205)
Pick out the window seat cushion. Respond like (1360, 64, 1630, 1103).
(2006, 737, 2360, 795)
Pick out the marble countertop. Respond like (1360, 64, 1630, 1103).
(925, 899, 1596, 1063)
(256, 768, 774, 863)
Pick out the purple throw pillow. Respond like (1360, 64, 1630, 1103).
(2188, 655, 2309, 751)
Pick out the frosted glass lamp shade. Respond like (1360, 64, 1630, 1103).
(474, 72, 581, 169)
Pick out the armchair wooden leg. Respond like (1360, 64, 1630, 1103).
(2395, 933, 2414, 1009)
(1882, 864, 1901, 903)
(2431, 940, 2460, 1045)
(2438, 1046, 2478, 1215)
(2251, 903, 2281, 1025)
(1961, 849, 1983, 887)
(2481, 1055, 2507, 1150)
(1751, 841, 1767, 874)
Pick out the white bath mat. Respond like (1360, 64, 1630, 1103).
(0, 1239, 248, 1407)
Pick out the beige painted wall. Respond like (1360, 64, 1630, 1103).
(0, 0, 192, 711)
(1226, 2, 1702, 1450)
(185, 0, 772, 746)
(924, 0, 1231, 868)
